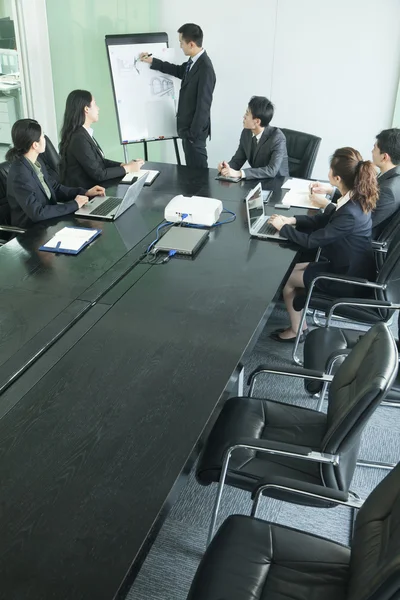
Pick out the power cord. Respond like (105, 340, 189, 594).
(147, 221, 174, 254)
(179, 208, 236, 228)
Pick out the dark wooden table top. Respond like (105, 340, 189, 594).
(0, 164, 296, 393)
(0, 178, 299, 599)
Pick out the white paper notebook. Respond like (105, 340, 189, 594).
(281, 178, 315, 192)
(122, 169, 159, 184)
(282, 190, 325, 210)
(39, 227, 101, 253)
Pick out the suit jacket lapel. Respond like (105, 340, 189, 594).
(378, 165, 400, 183)
(181, 52, 205, 89)
(252, 126, 273, 163)
(23, 157, 57, 203)
(82, 127, 104, 160)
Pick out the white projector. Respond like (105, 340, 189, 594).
(164, 195, 223, 227)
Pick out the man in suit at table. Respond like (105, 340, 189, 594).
(218, 96, 290, 180)
(140, 23, 216, 169)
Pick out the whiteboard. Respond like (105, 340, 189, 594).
(105, 33, 180, 144)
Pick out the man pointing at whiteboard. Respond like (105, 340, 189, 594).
(140, 23, 216, 169)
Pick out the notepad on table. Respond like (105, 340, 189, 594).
(281, 178, 315, 192)
(121, 169, 160, 185)
(39, 227, 102, 254)
(281, 190, 325, 210)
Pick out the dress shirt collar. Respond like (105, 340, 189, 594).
(190, 48, 205, 66)
(83, 125, 94, 137)
(336, 190, 352, 210)
(252, 128, 264, 143)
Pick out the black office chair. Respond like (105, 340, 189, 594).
(303, 299, 400, 405)
(373, 207, 400, 269)
(280, 127, 321, 179)
(291, 236, 400, 364)
(187, 460, 400, 600)
(41, 134, 60, 182)
(196, 322, 398, 544)
(0, 160, 24, 244)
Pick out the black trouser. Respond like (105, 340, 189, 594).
(182, 138, 208, 169)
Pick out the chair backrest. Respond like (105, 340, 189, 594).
(348, 461, 400, 600)
(320, 323, 398, 492)
(373, 237, 400, 320)
(376, 207, 400, 247)
(375, 208, 400, 271)
(280, 128, 321, 179)
(41, 134, 60, 182)
(0, 160, 10, 225)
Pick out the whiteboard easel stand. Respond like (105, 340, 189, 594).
(122, 136, 181, 166)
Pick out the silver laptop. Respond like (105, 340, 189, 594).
(75, 175, 147, 220)
(245, 183, 287, 241)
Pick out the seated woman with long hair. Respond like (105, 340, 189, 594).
(269, 147, 379, 342)
(6, 118, 104, 228)
(59, 90, 144, 188)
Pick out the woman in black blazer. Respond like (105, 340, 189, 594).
(7, 119, 105, 229)
(269, 147, 379, 342)
(59, 90, 144, 188)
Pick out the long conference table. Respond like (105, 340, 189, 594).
(0, 162, 304, 599)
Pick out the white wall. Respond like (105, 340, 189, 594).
(158, 0, 400, 178)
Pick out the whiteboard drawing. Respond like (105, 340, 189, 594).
(150, 76, 174, 98)
(107, 39, 180, 142)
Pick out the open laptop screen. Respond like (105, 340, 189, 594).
(246, 184, 265, 232)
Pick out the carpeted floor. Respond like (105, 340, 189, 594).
(127, 307, 399, 600)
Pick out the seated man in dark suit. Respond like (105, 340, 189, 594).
(311, 128, 400, 238)
(218, 96, 289, 180)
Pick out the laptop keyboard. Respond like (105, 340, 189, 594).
(258, 221, 279, 236)
(89, 197, 121, 216)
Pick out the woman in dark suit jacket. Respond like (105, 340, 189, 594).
(269, 147, 379, 342)
(59, 90, 144, 188)
(7, 119, 105, 228)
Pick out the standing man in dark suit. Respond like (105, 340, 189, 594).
(218, 96, 289, 179)
(140, 23, 216, 169)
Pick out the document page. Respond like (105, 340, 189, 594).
(281, 190, 325, 209)
(42, 227, 98, 251)
(122, 169, 159, 184)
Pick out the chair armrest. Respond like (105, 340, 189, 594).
(0, 225, 25, 234)
(235, 438, 313, 457)
(310, 273, 384, 290)
(247, 364, 333, 392)
(327, 299, 400, 325)
(372, 240, 387, 250)
(232, 438, 338, 464)
(251, 476, 363, 509)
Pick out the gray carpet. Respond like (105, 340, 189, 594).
(127, 307, 400, 600)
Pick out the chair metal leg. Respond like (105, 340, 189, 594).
(349, 506, 356, 542)
(316, 354, 344, 411)
(312, 310, 325, 327)
(356, 459, 396, 470)
(381, 400, 400, 408)
(250, 491, 261, 518)
(316, 383, 328, 412)
(292, 309, 308, 366)
(237, 364, 244, 397)
(207, 449, 232, 546)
